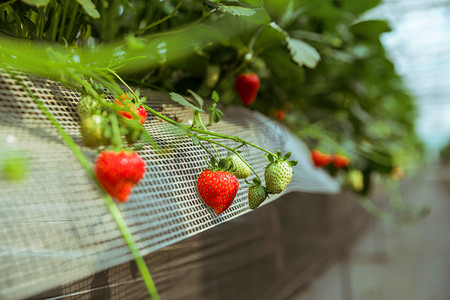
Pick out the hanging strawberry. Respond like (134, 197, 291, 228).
(311, 149, 333, 167)
(264, 150, 298, 194)
(197, 158, 239, 214)
(247, 178, 268, 209)
(94, 150, 146, 202)
(333, 154, 350, 169)
(235, 73, 260, 106)
(114, 92, 147, 124)
(225, 153, 251, 179)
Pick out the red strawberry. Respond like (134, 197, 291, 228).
(333, 154, 350, 169)
(94, 150, 146, 202)
(197, 169, 239, 214)
(311, 149, 333, 167)
(114, 93, 147, 124)
(275, 110, 286, 120)
(235, 73, 260, 106)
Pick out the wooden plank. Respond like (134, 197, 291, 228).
(27, 190, 374, 300)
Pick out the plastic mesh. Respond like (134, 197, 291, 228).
(0, 71, 339, 299)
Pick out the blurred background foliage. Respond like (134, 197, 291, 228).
(0, 0, 424, 195)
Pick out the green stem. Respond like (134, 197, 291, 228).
(109, 113, 123, 150)
(58, 1, 69, 42)
(7, 69, 160, 300)
(136, 0, 184, 35)
(191, 127, 277, 157)
(103, 197, 160, 300)
(199, 136, 260, 181)
(0, 0, 16, 8)
(50, 1, 62, 41)
(65, 2, 79, 42)
(145, 8, 216, 39)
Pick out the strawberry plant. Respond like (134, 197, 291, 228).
(0, 0, 429, 298)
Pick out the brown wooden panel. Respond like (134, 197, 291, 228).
(26, 190, 373, 300)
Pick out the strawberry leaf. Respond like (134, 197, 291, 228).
(76, 0, 101, 19)
(218, 5, 257, 17)
(286, 37, 321, 68)
(170, 92, 204, 112)
(187, 89, 204, 109)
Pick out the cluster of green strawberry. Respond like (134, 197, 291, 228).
(77, 91, 148, 203)
(197, 150, 297, 214)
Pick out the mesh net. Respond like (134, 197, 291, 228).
(0, 71, 339, 299)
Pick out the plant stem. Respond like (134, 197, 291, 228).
(7, 69, 160, 300)
(136, 0, 184, 35)
(65, 2, 79, 42)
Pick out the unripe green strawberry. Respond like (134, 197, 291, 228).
(248, 183, 268, 209)
(80, 113, 110, 147)
(226, 154, 251, 179)
(264, 150, 297, 194)
(77, 95, 102, 119)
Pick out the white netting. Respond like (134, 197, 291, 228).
(0, 71, 338, 299)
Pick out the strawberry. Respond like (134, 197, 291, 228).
(275, 110, 286, 120)
(333, 154, 350, 169)
(114, 93, 147, 124)
(264, 150, 297, 194)
(226, 154, 251, 179)
(311, 149, 333, 167)
(94, 150, 146, 202)
(247, 178, 268, 209)
(77, 95, 102, 119)
(80, 113, 110, 147)
(197, 169, 239, 214)
(235, 73, 260, 106)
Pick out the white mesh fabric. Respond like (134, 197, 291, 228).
(0, 71, 338, 300)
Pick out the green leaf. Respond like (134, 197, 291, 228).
(240, 0, 264, 7)
(21, 0, 50, 5)
(218, 5, 257, 16)
(76, 0, 100, 19)
(187, 89, 204, 109)
(255, 22, 287, 52)
(350, 20, 391, 41)
(169, 92, 204, 112)
(286, 37, 320, 68)
(340, 0, 382, 16)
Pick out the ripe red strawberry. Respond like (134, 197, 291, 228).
(114, 93, 147, 124)
(311, 149, 333, 167)
(235, 73, 260, 106)
(275, 110, 286, 120)
(197, 169, 239, 214)
(94, 150, 146, 202)
(333, 154, 350, 169)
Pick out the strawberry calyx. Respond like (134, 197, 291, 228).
(264, 149, 298, 168)
(205, 156, 237, 173)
